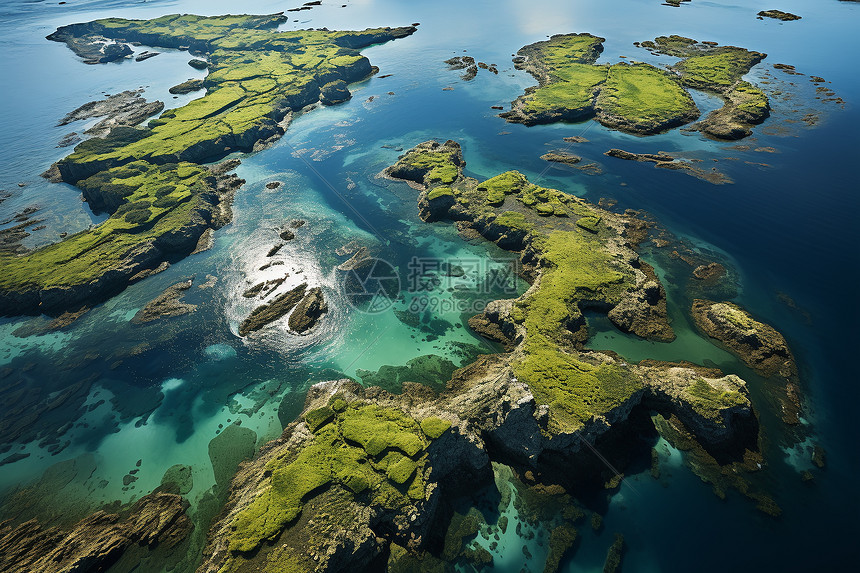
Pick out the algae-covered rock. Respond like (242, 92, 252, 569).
(544, 524, 577, 573)
(691, 299, 802, 424)
(239, 283, 308, 336)
(287, 286, 328, 333)
(690, 300, 796, 379)
(541, 151, 582, 165)
(168, 78, 204, 94)
(160, 464, 194, 495)
(208, 423, 257, 491)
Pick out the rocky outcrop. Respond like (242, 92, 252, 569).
(605, 148, 732, 184)
(0, 492, 191, 573)
(690, 300, 796, 379)
(131, 279, 197, 324)
(199, 379, 489, 573)
(0, 162, 242, 317)
(57, 89, 164, 138)
(201, 348, 757, 571)
(383, 140, 464, 189)
(417, 187, 456, 222)
(1, 17, 417, 319)
(757, 10, 801, 21)
(540, 150, 582, 165)
(638, 36, 770, 140)
(690, 299, 801, 425)
(239, 283, 307, 336)
(168, 79, 205, 94)
(287, 287, 328, 333)
(608, 273, 675, 342)
(320, 80, 351, 105)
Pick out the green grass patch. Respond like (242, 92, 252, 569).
(226, 402, 439, 556)
(596, 63, 697, 130)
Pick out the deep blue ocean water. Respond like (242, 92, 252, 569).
(0, 0, 858, 571)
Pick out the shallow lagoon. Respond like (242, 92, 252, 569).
(0, 0, 858, 570)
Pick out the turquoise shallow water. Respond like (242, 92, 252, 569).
(0, 0, 858, 570)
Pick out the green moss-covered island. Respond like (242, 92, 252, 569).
(0, 14, 416, 316)
(502, 32, 770, 139)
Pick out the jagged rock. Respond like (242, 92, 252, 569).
(238, 283, 307, 336)
(608, 274, 675, 342)
(131, 280, 197, 324)
(287, 287, 328, 333)
(0, 492, 191, 573)
(58, 90, 165, 138)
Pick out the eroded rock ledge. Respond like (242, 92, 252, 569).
(0, 492, 191, 573)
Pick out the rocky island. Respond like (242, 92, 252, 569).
(501, 33, 770, 139)
(0, 14, 416, 317)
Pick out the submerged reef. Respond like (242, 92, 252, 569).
(0, 14, 415, 317)
(502, 33, 770, 139)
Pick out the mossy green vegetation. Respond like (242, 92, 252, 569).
(0, 162, 209, 292)
(505, 31, 772, 138)
(511, 231, 642, 431)
(502, 33, 698, 133)
(686, 378, 749, 423)
(386, 140, 462, 187)
(639, 36, 769, 139)
(426, 186, 454, 201)
(596, 62, 698, 132)
(420, 416, 451, 439)
(0, 15, 415, 316)
(225, 401, 436, 565)
(388, 142, 646, 432)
